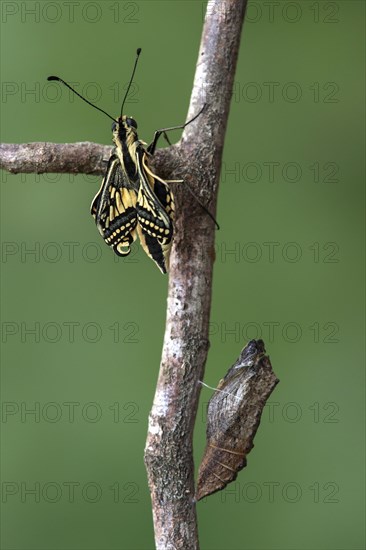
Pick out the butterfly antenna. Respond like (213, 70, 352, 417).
(120, 48, 142, 118)
(47, 76, 115, 122)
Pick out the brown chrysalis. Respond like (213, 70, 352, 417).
(195, 339, 279, 501)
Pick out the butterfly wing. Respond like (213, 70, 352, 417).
(135, 148, 175, 273)
(91, 154, 138, 256)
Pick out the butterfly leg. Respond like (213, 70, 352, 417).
(147, 104, 206, 155)
(163, 178, 220, 230)
(147, 130, 171, 155)
(180, 179, 220, 230)
(162, 132, 173, 147)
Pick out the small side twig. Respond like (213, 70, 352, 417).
(0, 142, 112, 175)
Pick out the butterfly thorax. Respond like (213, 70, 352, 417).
(112, 115, 141, 184)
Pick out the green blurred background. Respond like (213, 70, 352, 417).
(1, 1, 364, 549)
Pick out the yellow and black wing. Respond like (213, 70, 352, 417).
(135, 149, 175, 273)
(91, 154, 138, 256)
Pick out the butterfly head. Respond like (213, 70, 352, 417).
(112, 115, 138, 147)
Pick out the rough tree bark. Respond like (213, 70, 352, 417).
(143, 2, 248, 549)
(1, 2, 249, 548)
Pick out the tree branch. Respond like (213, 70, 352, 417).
(0, 141, 172, 177)
(144, 2, 248, 549)
(0, 142, 111, 175)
